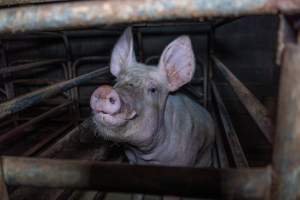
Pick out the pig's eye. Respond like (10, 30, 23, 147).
(148, 87, 157, 94)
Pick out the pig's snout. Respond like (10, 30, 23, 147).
(90, 85, 121, 115)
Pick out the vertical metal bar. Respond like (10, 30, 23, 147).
(0, 159, 9, 200)
(136, 30, 144, 62)
(272, 44, 300, 200)
(212, 82, 248, 168)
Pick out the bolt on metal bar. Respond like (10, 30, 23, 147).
(0, 67, 109, 120)
(0, 58, 66, 75)
(272, 44, 300, 200)
(212, 55, 274, 144)
(1, 156, 271, 199)
(0, 0, 285, 34)
(212, 82, 249, 168)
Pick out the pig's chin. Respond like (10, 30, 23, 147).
(93, 110, 137, 128)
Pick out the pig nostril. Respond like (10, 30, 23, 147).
(109, 97, 115, 104)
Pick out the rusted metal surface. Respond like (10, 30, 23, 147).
(0, 58, 65, 75)
(0, 159, 9, 200)
(38, 118, 91, 158)
(276, 15, 297, 65)
(212, 56, 274, 144)
(0, 67, 109, 120)
(1, 156, 270, 199)
(22, 123, 73, 157)
(212, 82, 249, 168)
(0, 0, 282, 34)
(0, 0, 69, 7)
(0, 102, 71, 145)
(272, 44, 300, 200)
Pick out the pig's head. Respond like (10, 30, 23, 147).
(91, 28, 195, 148)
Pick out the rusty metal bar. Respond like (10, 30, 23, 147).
(212, 82, 249, 168)
(22, 123, 73, 157)
(38, 119, 89, 157)
(0, 58, 65, 75)
(212, 55, 274, 144)
(0, 159, 9, 200)
(0, 0, 69, 7)
(1, 156, 270, 199)
(0, 67, 109, 119)
(272, 44, 300, 200)
(0, 0, 290, 34)
(0, 102, 71, 145)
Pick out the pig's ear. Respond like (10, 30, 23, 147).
(110, 27, 136, 77)
(158, 36, 195, 91)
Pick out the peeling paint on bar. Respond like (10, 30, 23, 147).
(0, 67, 109, 120)
(0, 0, 281, 34)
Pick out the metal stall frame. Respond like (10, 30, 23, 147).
(0, 0, 299, 199)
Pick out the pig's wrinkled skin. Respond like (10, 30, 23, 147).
(91, 27, 215, 199)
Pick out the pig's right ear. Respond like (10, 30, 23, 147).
(110, 27, 136, 77)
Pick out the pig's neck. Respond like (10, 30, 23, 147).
(124, 95, 172, 164)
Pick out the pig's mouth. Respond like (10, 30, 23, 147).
(93, 109, 137, 127)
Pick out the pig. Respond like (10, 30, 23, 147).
(90, 27, 215, 198)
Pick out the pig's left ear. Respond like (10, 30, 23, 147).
(158, 36, 195, 91)
(110, 27, 136, 77)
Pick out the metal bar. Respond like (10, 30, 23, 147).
(272, 44, 300, 200)
(22, 123, 73, 156)
(0, 58, 65, 75)
(0, 0, 285, 34)
(0, 102, 71, 145)
(38, 119, 89, 157)
(1, 156, 270, 199)
(213, 17, 241, 28)
(212, 82, 249, 168)
(212, 55, 274, 144)
(0, 0, 70, 7)
(0, 67, 109, 119)
(0, 159, 9, 200)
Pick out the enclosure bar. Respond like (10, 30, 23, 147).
(22, 123, 73, 157)
(0, 0, 68, 6)
(212, 56, 274, 144)
(0, 67, 109, 120)
(0, 159, 9, 200)
(272, 44, 300, 200)
(0, 58, 65, 75)
(0, 102, 71, 145)
(38, 119, 90, 157)
(1, 156, 270, 199)
(211, 82, 249, 168)
(0, 0, 291, 34)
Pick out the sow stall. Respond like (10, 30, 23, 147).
(0, 0, 299, 199)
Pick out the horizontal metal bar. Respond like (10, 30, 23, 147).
(0, 59, 65, 75)
(1, 156, 271, 199)
(0, 0, 287, 34)
(0, 0, 69, 7)
(212, 82, 249, 168)
(212, 56, 274, 144)
(0, 102, 71, 145)
(0, 67, 109, 119)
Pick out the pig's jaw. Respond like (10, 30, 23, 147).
(93, 109, 137, 128)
